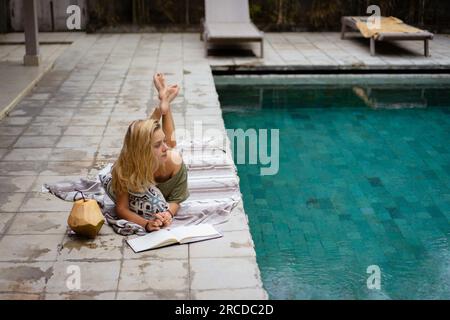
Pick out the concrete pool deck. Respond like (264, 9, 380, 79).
(208, 32, 450, 71)
(0, 32, 449, 300)
(0, 32, 79, 120)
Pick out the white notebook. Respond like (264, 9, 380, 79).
(127, 224, 223, 252)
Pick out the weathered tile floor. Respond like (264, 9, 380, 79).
(0, 33, 80, 119)
(0, 32, 265, 300)
(0, 31, 449, 300)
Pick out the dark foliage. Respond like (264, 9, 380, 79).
(86, 0, 450, 32)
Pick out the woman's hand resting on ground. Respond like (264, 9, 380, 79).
(145, 212, 166, 231)
(145, 212, 173, 231)
(159, 211, 173, 227)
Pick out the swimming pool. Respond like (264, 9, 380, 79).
(216, 76, 450, 299)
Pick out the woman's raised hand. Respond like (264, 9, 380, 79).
(166, 84, 180, 103)
(159, 84, 180, 115)
(153, 73, 166, 100)
(153, 72, 180, 115)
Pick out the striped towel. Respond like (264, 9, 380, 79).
(44, 139, 241, 236)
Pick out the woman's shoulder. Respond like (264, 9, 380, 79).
(167, 149, 183, 176)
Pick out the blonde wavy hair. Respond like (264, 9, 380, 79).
(112, 119, 162, 194)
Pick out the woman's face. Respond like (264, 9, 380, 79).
(152, 128, 168, 163)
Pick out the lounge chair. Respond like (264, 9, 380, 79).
(341, 16, 434, 57)
(201, 0, 264, 58)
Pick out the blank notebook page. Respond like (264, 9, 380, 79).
(128, 229, 175, 251)
(169, 224, 220, 242)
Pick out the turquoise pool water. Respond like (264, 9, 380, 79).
(217, 77, 450, 299)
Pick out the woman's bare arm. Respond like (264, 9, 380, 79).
(149, 101, 176, 148)
(168, 202, 180, 216)
(149, 105, 162, 121)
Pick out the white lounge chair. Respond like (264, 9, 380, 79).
(201, 0, 264, 58)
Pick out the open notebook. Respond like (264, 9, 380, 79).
(127, 224, 223, 252)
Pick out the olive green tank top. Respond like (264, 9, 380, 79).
(156, 162, 189, 204)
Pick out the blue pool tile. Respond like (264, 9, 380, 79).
(220, 81, 450, 299)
